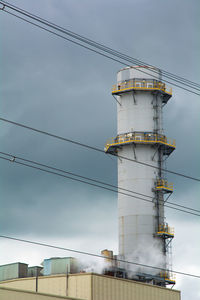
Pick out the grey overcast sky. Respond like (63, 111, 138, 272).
(0, 0, 200, 299)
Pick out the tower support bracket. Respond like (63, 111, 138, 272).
(152, 145, 160, 161)
(112, 95, 121, 106)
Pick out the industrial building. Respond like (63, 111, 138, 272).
(0, 254, 180, 299)
(0, 262, 28, 281)
(0, 258, 79, 282)
(0, 273, 180, 300)
(42, 257, 80, 276)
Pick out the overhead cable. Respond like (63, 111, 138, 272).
(0, 117, 199, 182)
(1, 150, 200, 214)
(1, 1, 200, 95)
(1, 0, 200, 91)
(2, 10, 199, 96)
(2, 6, 199, 95)
(0, 235, 200, 279)
(0, 153, 199, 216)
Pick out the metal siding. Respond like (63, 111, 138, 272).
(0, 275, 67, 296)
(68, 274, 92, 300)
(43, 259, 52, 275)
(92, 274, 180, 300)
(52, 258, 68, 274)
(43, 258, 79, 276)
(0, 273, 180, 300)
(0, 276, 36, 291)
(28, 266, 43, 277)
(19, 263, 28, 278)
(0, 263, 28, 281)
(38, 276, 67, 296)
(0, 286, 82, 300)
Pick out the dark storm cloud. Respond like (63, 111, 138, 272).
(0, 167, 117, 238)
(0, 0, 199, 234)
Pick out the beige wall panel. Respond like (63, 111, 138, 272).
(0, 276, 36, 291)
(0, 286, 82, 300)
(0, 275, 67, 296)
(92, 274, 180, 300)
(38, 276, 67, 296)
(68, 274, 92, 300)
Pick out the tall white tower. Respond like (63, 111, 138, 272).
(105, 66, 175, 286)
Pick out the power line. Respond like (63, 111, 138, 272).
(1, 1, 200, 96)
(1, 150, 200, 214)
(2, 9, 199, 96)
(1, 117, 199, 182)
(2, 0, 200, 91)
(0, 153, 199, 216)
(1, 0, 200, 89)
(0, 234, 200, 279)
(3, 0, 198, 89)
(0, 152, 150, 200)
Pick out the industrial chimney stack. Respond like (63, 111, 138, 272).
(105, 66, 175, 286)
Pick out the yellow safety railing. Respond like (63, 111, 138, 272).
(157, 224, 174, 236)
(105, 132, 176, 152)
(159, 271, 176, 282)
(156, 179, 173, 191)
(112, 79, 172, 95)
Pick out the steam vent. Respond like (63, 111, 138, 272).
(105, 66, 176, 286)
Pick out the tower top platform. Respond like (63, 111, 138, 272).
(112, 78, 172, 102)
(114, 66, 172, 103)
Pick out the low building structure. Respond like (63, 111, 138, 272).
(0, 272, 181, 300)
(28, 266, 43, 277)
(42, 257, 79, 276)
(0, 262, 28, 281)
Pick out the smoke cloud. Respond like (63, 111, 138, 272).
(124, 238, 166, 277)
(78, 256, 110, 274)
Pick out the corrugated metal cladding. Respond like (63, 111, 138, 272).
(0, 273, 180, 300)
(0, 262, 28, 281)
(0, 286, 83, 300)
(0, 274, 67, 296)
(43, 257, 79, 276)
(91, 274, 180, 300)
(28, 266, 43, 277)
(68, 274, 92, 300)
